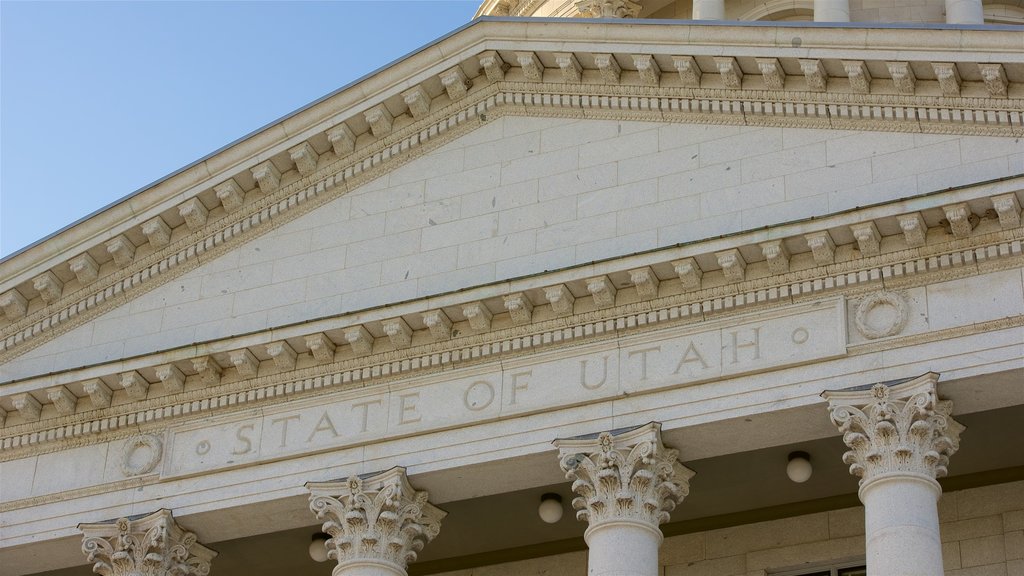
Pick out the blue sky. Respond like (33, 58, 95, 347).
(0, 1, 479, 258)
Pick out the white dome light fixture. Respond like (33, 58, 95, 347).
(786, 451, 813, 483)
(538, 493, 564, 524)
(308, 532, 330, 562)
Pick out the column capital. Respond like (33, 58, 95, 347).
(575, 0, 643, 18)
(307, 467, 446, 574)
(554, 422, 694, 533)
(822, 372, 964, 491)
(79, 509, 216, 576)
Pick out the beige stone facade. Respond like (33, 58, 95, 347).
(0, 10, 1021, 576)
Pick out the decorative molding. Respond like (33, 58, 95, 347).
(516, 52, 544, 82)
(544, 284, 576, 316)
(504, 292, 533, 325)
(422, 309, 453, 341)
(842, 60, 871, 94)
(932, 63, 961, 97)
(800, 59, 827, 92)
(575, 0, 642, 17)
(251, 160, 281, 194)
(887, 62, 916, 95)
(46, 386, 77, 415)
(633, 54, 661, 86)
(805, 231, 836, 265)
(191, 356, 222, 387)
(672, 55, 701, 88)
(364, 105, 394, 138)
(403, 85, 433, 119)
(178, 198, 209, 231)
(119, 371, 149, 401)
(898, 213, 928, 247)
(141, 217, 172, 249)
(851, 222, 882, 257)
(267, 341, 298, 371)
(853, 290, 908, 339)
(155, 364, 185, 394)
(288, 142, 320, 177)
(823, 373, 964, 490)
(672, 258, 702, 291)
(32, 271, 63, 304)
(3, 57, 1021, 366)
(714, 57, 743, 89)
(344, 325, 374, 357)
(586, 276, 617, 309)
(83, 379, 112, 409)
(326, 123, 356, 156)
(629, 267, 660, 301)
(978, 63, 1008, 98)
(69, 253, 100, 286)
(105, 234, 137, 268)
(943, 202, 976, 238)
(305, 333, 337, 363)
(760, 240, 790, 274)
(229, 349, 259, 377)
(12, 393, 41, 422)
(463, 301, 493, 331)
(79, 509, 215, 576)
(555, 423, 694, 530)
(478, 51, 508, 82)
(0, 290, 28, 321)
(756, 58, 786, 90)
(307, 467, 446, 571)
(992, 193, 1022, 229)
(120, 433, 163, 477)
(383, 317, 414, 349)
(441, 66, 473, 102)
(595, 54, 622, 84)
(554, 52, 583, 84)
(716, 249, 746, 282)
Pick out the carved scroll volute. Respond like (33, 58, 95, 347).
(79, 509, 215, 576)
(823, 373, 964, 491)
(307, 467, 446, 573)
(555, 423, 694, 531)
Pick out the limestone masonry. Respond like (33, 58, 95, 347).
(0, 3, 1022, 576)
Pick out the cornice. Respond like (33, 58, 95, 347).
(1, 59, 1022, 363)
(0, 204, 1021, 460)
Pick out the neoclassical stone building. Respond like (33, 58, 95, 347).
(1, 3, 1022, 576)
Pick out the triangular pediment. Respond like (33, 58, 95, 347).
(1, 17, 1021, 396)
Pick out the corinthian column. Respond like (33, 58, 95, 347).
(554, 422, 694, 576)
(307, 467, 446, 576)
(79, 509, 216, 576)
(823, 373, 964, 576)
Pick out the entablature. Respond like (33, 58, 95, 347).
(0, 178, 1020, 454)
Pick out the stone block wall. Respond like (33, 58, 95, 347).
(433, 480, 1024, 576)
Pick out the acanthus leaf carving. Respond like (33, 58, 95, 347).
(555, 423, 694, 530)
(79, 509, 215, 576)
(307, 467, 446, 571)
(575, 0, 643, 17)
(823, 374, 963, 489)
(544, 284, 576, 317)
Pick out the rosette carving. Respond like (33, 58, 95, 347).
(823, 373, 964, 488)
(307, 467, 446, 572)
(555, 422, 694, 530)
(79, 509, 215, 576)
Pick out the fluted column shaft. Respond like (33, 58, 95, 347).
(555, 423, 694, 576)
(78, 509, 216, 576)
(814, 0, 850, 21)
(945, 0, 984, 23)
(307, 467, 446, 576)
(823, 373, 963, 576)
(692, 0, 725, 20)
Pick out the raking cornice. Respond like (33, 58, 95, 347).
(1, 19, 1022, 366)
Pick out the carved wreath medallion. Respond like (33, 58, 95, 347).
(854, 290, 908, 339)
(120, 433, 163, 477)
